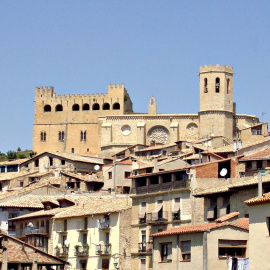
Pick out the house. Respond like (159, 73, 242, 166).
(0, 233, 67, 270)
(245, 192, 270, 270)
(52, 196, 132, 270)
(151, 216, 249, 270)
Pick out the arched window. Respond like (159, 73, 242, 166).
(215, 78, 220, 93)
(44, 105, 51, 112)
(227, 79, 230, 94)
(103, 103, 110, 110)
(82, 104, 90, 110)
(72, 104, 80, 111)
(113, 103, 120, 110)
(92, 103, 100, 110)
(204, 78, 208, 93)
(41, 132, 46, 142)
(56, 104, 63, 111)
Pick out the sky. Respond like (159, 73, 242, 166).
(1, 1, 270, 153)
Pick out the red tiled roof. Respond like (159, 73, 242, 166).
(215, 212, 240, 223)
(152, 218, 249, 237)
(104, 160, 133, 167)
(240, 148, 270, 161)
(245, 192, 270, 205)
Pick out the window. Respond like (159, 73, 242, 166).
(80, 131, 86, 141)
(151, 98, 154, 105)
(87, 148, 89, 152)
(71, 148, 74, 153)
(139, 230, 146, 252)
(124, 171, 131, 178)
(82, 103, 90, 110)
(83, 233, 87, 245)
(103, 103, 110, 110)
(61, 159, 65, 165)
(218, 240, 246, 258)
(181, 240, 191, 261)
(204, 78, 208, 93)
(17, 180, 23, 187)
(108, 172, 112, 179)
(267, 217, 270, 236)
(72, 104, 80, 111)
(8, 213, 17, 231)
(215, 78, 220, 93)
(58, 131, 64, 141)
(55, 104, 63, 111)
(139, 202, 147, 224)
(44, 105, 51, 112)
(140, 259, 146, 270)
(246, 161, 252, 169)
(40, 132, 46, 142)
(172, 198, 180, 221)
(160, 243, 172, 262)
(41, 220, 44, 227)
(49, 157, 53, 166)
(227, 79, 230, 94)
(257, 160, 263, 169)
(113, 103, 120, 110)
(84, 217, 88, 230)
(207, 198, 217, 220)
(92, 103, 100, 110)
(219, 197, 230, 217)
(64, 220, 67, 231)
(35, 159, 39, 167)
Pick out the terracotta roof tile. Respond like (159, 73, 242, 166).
(245, 192, 270, 205)
(152, 218, 249, 237)
(215, 212, 240, 223)
(240, 148, 270, 161)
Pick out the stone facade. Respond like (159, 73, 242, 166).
(33, 65, 260, 159)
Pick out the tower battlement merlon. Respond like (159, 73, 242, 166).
(199, 64, 234, 74)
(35, 86, 54, 97)
(108, 83, 125, 90)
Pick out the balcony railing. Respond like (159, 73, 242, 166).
(138, 242, 153, 253)
(136, 180, 188, 194)
(55, 246, 69, 257)
(74, 245, 89, 256)
(95, 244, 111, 255)
(99, 220, 110, 230)
(146, 211, 168, 223)
(15, 227, 49, 237)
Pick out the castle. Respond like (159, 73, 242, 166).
(33, 65, 259, 158)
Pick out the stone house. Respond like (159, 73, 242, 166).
(0, 233, 67, 270)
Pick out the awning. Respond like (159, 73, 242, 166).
(219, 198, 230, 217)
(172, 200, 180, 213)
(139, 204, 147, 219)
(152, 203, 163, 220)
(207, 200, 217, 219)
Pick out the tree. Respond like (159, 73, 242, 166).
(17, 147, 21, 152)
(6, 151, 17, 160)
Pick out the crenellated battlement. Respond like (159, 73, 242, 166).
(199, 64, 233, 74)
(35, 86, 54, 97)
(108, 83, 125, 90)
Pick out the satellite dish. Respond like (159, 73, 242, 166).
(220, 168, 228, 177)
(94, 165, 100, 171)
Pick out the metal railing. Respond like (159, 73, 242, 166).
(99, 220, 110, 229)
(95, 244, 111, 255)
(15, 227, 49, 237)
(74, 245, 89, 256)
(136, 180, 188, 194)
(54, 246, 69, 257)
(138, 242, 153, 253)
(146, 211, 168, 223)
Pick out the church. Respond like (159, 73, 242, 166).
(33, 65, 259, 158)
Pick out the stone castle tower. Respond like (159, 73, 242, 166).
(198, 65, 235, 140)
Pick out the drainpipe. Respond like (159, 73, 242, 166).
(176, 234, 180, 270)
(258, 171, 263, 198)
(186, 170, 195, 224)
(203, 231, 207, 270)
(113, 161, 116, 197)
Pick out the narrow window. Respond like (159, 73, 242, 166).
(246, 161, 252, 169)
(41, 132, 46, 142)
(257, 160, 263, 169)
(71, 148, 74, 153)
(267, 217, 270, 236)
(35, 159, 39, 167)
(160, 243, 172, 262)
(204, 78, 208, 93)
(181, 240, 191, 261)
(113, 103, 120, 110)
(55, 104, 63, 111)
(207, 198, 217, 220)
(108, 172, 112, 179)
(44, 105, 51, 112)
(82, 103, 90, 110)
(227, 79, 230, 94)
(172, 198, 180, 221)
(72, 104, 80, 111)
(151, 99, 154, 105)
(84, 217, 88, 230)
(215, 78, 220, 93)
(103, 103, 110, 110)
(80, 131, 86, 141)
(61, 160, 65, 165)
(58, 131, 64, 141)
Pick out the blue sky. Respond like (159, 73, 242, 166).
(1, 1, 270, 153)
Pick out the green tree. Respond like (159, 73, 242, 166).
(6, 151, 17, 160)
(17, 147, 21, 152)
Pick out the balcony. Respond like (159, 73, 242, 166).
(95, 244, 111, 255)
(138, 242, 153, 253)
(74, 245, 89, 257)
(172, 211, 181, 222)
(99, 220, 110, 230)
(136, 180, 188, 195)
(16, 227, 49, 237)
(55, 246, 69, 258)
(146, 211, 168, 224)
